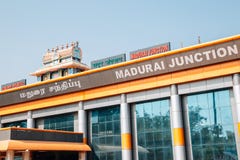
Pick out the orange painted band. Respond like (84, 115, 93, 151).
(173, 128, 185, 146)
(0, 140, 91, 151)
(238, 123, 240, 136)
(83, 137, 87, 144)
(121, 133, 132, 149)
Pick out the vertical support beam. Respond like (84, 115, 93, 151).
(233, 73, 240, 159)
(78, 152, 86, 160)
(0, 116, 2, 128)
(27, 111, 34, 128)
(78, 102, 87, 160)
(6, 150, 14, 160)
(170, 84, 186, 160)
(131, 104, 139, 160)
(78, 102, 87, 143)
(22, 150, 31, 160)
(233, 74, 240, 136)
(121, 94, 132, 160)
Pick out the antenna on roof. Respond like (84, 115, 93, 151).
(180, 42, 183, 48)
(198, 36, 201, 44)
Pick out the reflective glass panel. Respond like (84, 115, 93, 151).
(3, 120, 27, 128)
(90, 106, 121, 160)
(186, 90, 237, 160)
(44, 113, 74, 131)
(136, 99, 173, 160)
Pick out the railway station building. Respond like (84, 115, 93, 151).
(0, 35, 240, 160)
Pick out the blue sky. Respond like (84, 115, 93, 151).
(0, 0, 239, 86)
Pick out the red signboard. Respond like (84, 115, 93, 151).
(1, 79, 26, 91)
(130, 42, 171, 60)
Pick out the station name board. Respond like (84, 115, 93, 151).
(91, 53, 126, 69)
(130, 42, 170, 60)
(0, 39, 240, 107)
(1, 79, 26, 91)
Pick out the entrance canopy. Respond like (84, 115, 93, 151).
(0, 140, 91, 151)
(0, 127, 91, 152)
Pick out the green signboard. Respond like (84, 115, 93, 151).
(91, 53, 126, 69)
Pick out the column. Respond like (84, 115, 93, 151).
(22, 150, 31, 160)
(78, 152, 85, 160)
(27, 111, 34, 128)
(170, 85, 186, 160)
(78, 102, 87, 160)
(233, 74, 240, 135)
(6, 150, 14, 160)
(233, 74, 240, 159)
(26, 111, 33, 160)
(120, 94, 132, 160)
(0, 116, 2, 128)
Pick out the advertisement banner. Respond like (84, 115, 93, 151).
(1, 79, 26, 91)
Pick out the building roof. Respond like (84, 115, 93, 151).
(30, 61, 90, 76)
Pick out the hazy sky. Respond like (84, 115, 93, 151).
(0, 0, 239, 86)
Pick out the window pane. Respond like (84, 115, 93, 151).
(136, 99, 173, 160)
(44, 113, 74, 131)
(90, 106, 121, 160)
(3, 121, 27, 128)
(186, 90, 237, 160)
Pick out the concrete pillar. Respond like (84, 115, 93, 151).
(120, 94, 132, 160)
(6, 150, 14, 160)
(27, 111, 34, 128)
(233, 73, 240, 159)
(78, 152, 86, 160)
(233, 74, 240, 135)
(78, 102, 87, 160)
(22, 150, 31, 160)
(0, 116, 2, 128)
(170, 85, 186, 160)
(78, 102, 87, 143)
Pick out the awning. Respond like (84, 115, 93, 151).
(0, 140, 91, 152)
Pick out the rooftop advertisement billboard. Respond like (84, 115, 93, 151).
(1, 79, 26, 91)
(130, 42, 171, 60)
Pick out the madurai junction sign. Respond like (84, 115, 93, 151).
(0, 38, 240, 107)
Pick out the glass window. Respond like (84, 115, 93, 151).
(3, 120, 27, 128)
(135, 99, 173, 160)
(50, 71, 59, 79)
(186, 90, 237, 160)
(90, 106, 121, 160)
(62, 69, 69, 76)
(42, 74, 49, 81)
(44, 113, 74, 131)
